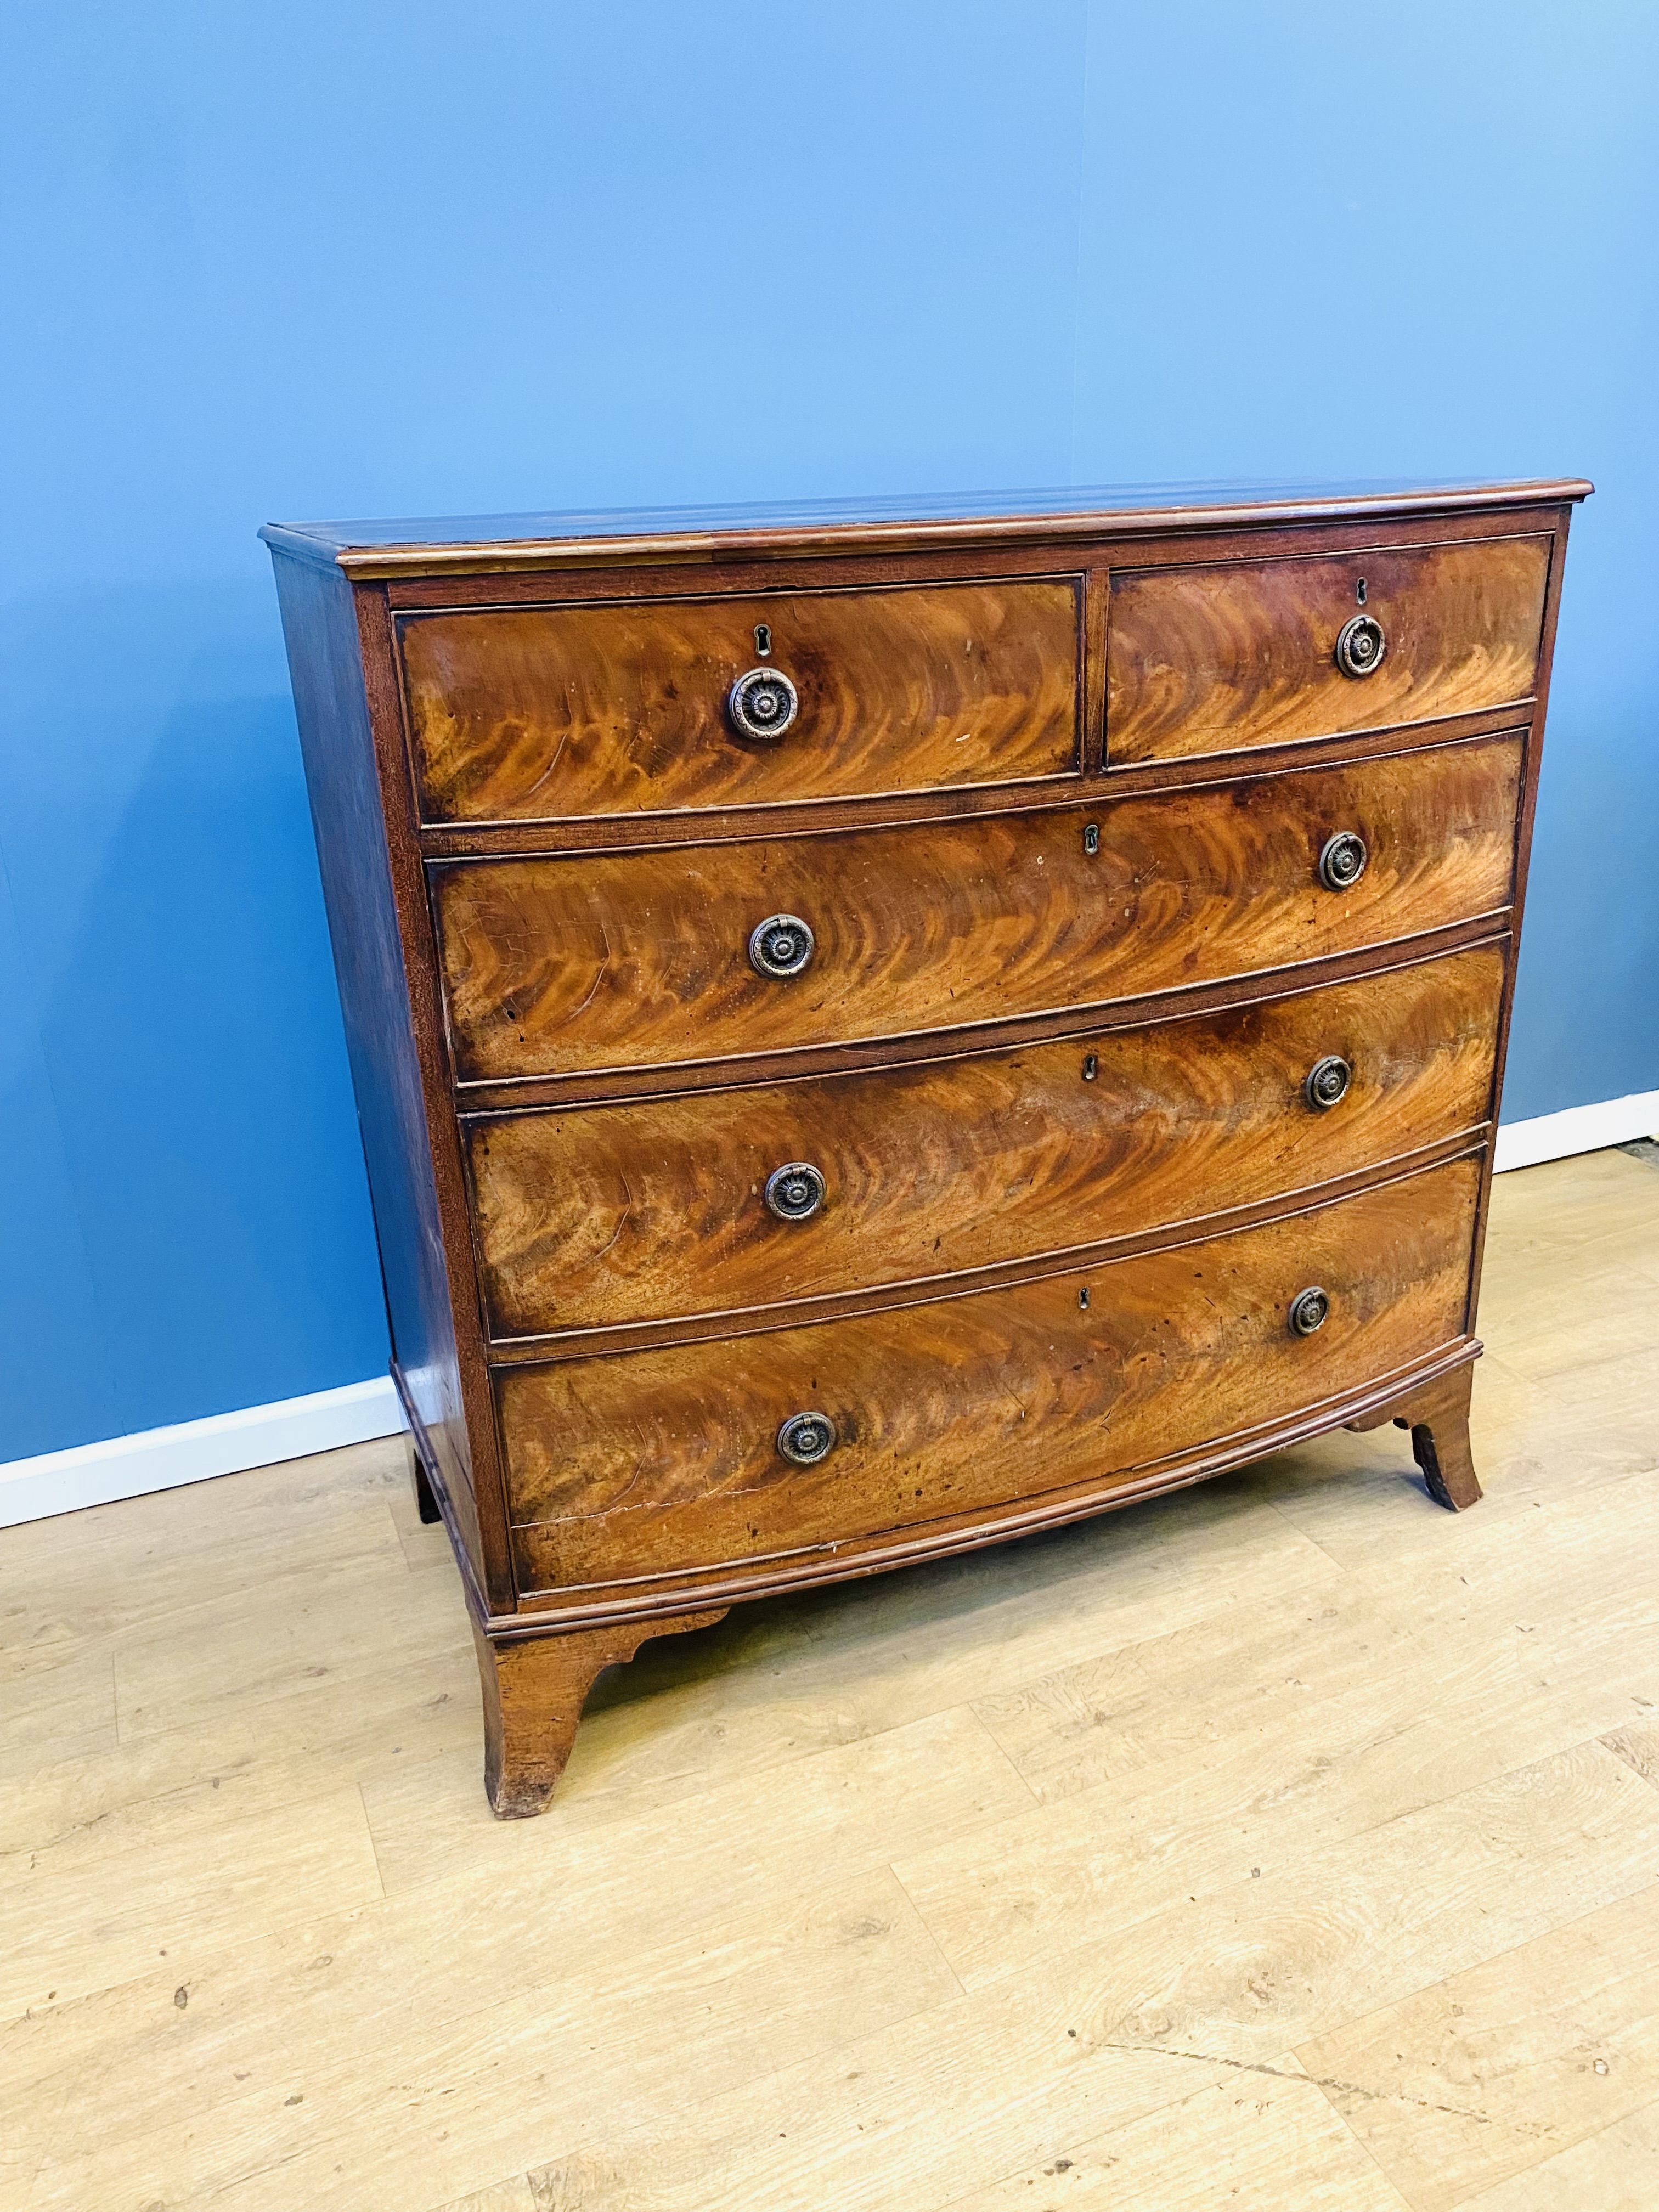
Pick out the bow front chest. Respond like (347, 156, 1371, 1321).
(264, 478, 1587, 1815)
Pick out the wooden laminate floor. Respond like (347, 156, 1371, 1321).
(4, 1147, 1659, 2212)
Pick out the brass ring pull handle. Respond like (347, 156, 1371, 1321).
(1318, 831, 1369, 892)
(1335, 613, 1386, 678)
(777, 1410, 837, 1465)
(748, 913, 815, 979)
(1304, 1055, 1352, 1111)
(765, 1163, 826, 1222)
(1289, 1286, 1331, 1336)
(728, 666, 800, 741)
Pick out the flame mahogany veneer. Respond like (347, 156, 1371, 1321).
(265, 478, 1586, 1816)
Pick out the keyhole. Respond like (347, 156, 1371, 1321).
(754, 623, 772, 658)
(1078, 1286, 1090, 1310)
(1356, 578, 1367, 606)
(1082, 1054, 1098, 1082)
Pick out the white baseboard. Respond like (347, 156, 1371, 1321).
(1493, 1088, 1659, 1175)
(0, 1376, 403, 1531)
(3, 1084, 1656, 1532)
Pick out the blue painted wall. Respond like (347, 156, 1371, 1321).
(3, 2, 1655, 1460)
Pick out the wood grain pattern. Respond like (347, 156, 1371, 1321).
(466, 945, 1504, 1341)
(473, 1611, 726, 1818)
(1406, 1363, 1483, 1508)
(500, 1157, 1481, 1593)
(1297, 1884, 1659, 2212)
(1107, 535, 1550, 763)
(940, 2064, 1414, 2212)
(399, 578, 1080, 823)
(1348, 1361, 1482, 1508)
(432, 735, 1522, 1086)
(265, 482, 1582, 1818)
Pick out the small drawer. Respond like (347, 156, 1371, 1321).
(1106, 534, 1550, 765)
(500, 1155, 1481, 1594)
(399, 577, 1081, 823)
(466, 944, 1504, 1340)
(431, 733, 1521, 1087)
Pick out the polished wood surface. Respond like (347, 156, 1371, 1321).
(472, 1611, 727, 1818)
(1107, 535, 1550, 763)
(400, 579, 1081, 823)
(267, 556, 490, 1578)
(266, 480, 1581, 1815)
(4, 1150, 1654, 2211)
(1350, 1360, 1482, 1510)
(467, 944, 1503, 1341)
(434, 734, 1521, 1086)
(499, 1158, 1481, 1593)
(259, 473, 1593, 575)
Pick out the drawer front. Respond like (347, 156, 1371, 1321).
(501, 1156, 1481, 1593)
(400, 578, 1081, 823)
(434, 733, 1521, 1085)
(1107, 535, 1550, 765)
(468, 944, 1504, 1339)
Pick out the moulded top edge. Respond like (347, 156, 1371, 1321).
(258, 476, 1593, 578)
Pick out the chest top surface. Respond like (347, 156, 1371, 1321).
(261, 475, 1593, 575)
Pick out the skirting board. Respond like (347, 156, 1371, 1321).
(1492, 1087, 1659, 1175)
(3, 1088, 1657, 1531)
(0, 1376, 402, 1530)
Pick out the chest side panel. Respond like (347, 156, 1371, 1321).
(268, 556, 489, 1579)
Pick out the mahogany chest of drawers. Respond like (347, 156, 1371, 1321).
(264, 477, 1587, 1815)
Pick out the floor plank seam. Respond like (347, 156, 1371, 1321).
(1314, 2088, 1427, 2212)
(4, 1767, 215, 1862)
(968, 1718, 1658, 2001)
(448, 1681, 1036, 1883)
(928, 1748, 1659, 2089)
(884, 1861, 970, 2001)
(963, 1699, 1043, 1807)
(1282, 1864, 1659, 2100)
(1602, 1724, 1659, 1793)
(358, 1777, 393, 1902)
(1260, 1490, 1370, 1571)
(906, 2068, 1229, 2212)
(419, 2171, 534, 2212)
(1438, 2087, 1659, 2212)
(512, 1970, 981, 2208)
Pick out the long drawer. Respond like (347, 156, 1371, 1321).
(466, 943, 1503, 1340)
(433, 733, 1521, 1086)
(1106, 534, 1550, 764)
(399, 577, 1081, 823)
(501, 1155, 1481, 1594)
